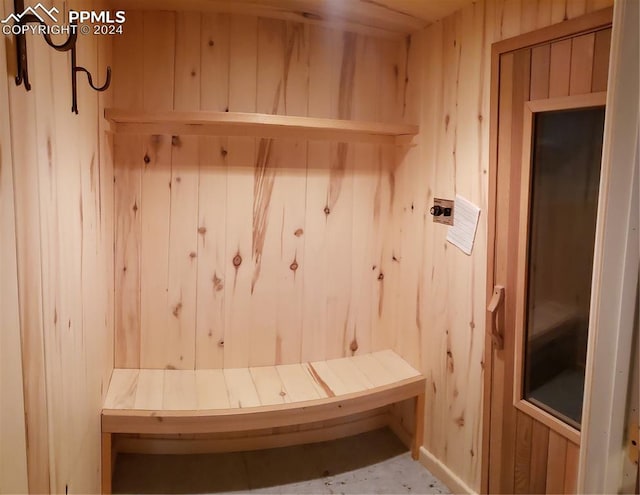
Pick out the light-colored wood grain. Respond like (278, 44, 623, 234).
(546, 430, 568, 493)
(104, 370, 139, 409)
(109, 0, 471, 38)
(0, 16, 29, 488)
(326, 357, 375, 391)
(224, 368, 261, 408)
(114, 134, 142, 368)
(139, 134, 172, 368)
(351, 354, 396, 387)
(200, 13, 230, 111)
(142, 12, 175, 111)
(276, 364, 322, 402)
(196, 369, 230, 409)
(300, 25, 341, 363)
(174, 12, 201, 112)
(166, 136, 199, 369)
(163, 370, 198, 411)
(134, 370, 165, 410)
(105, 109, 418, 145)
(195, 137, 228, 368)
(569, 33, 596, 95)
(372, 349, 421, 380)
(250, 366, 289, 405)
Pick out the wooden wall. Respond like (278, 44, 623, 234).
(111, 12, 407, 370)
(398, 0, 613, 491)
(1, 0, 114, 493)
(0, 1, 29, 491)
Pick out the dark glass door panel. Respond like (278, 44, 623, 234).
(523, 106, 606, 429)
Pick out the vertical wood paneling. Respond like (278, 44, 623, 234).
(140, 135, 173, 368)
(274, 23, 309, 365)
(200, 13, 230, 112)
(301, 25, 340, 362)
(224, 15, 258, 368)
(529, 421, 550, 494)
(174, 12, 202, 112)
(166, 137, 199, 369)
(546, 431, 568, 493)
(7, 25, 51, 495)
(591, 28, 611, 92)
(530, 44, 551, 100)
(569, 33, 596, 95)
(349, 36, 380, 358)
(549, 39, 572, 97)
(564, 441, 580, 494)
(114, 135, 142, 368)
(195, 137, 228, 368)
(0, 2, 29, 487)
(142, 12, 176, 111)
(3, 0, 113, 491)
(514, 411, 533, 493)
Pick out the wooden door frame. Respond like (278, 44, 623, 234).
(482, 7, 614, 494)
(578, 0, 639, 492)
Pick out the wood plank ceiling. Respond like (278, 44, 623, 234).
(109, 0, 474, 38)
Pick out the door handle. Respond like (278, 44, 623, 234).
(488, 285, 505, 350)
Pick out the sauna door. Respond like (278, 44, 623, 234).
(486, 13, 612, 494)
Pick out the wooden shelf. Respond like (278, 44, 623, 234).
(104, 109, 418, 145)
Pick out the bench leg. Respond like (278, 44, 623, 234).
(412, 393, 425, 460)
(101, 432, 112, 494)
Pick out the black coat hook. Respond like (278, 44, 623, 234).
(11, 0, 111, 114)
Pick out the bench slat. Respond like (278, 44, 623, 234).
(250, 366, 288, 406)
(351, 354, 397, 387)
(164, 371, 197, 410)
(135, 370, 164, 410)
(276, 364, 323, 402)
(224, 368, 261, 408)
(371, 350, 421, 380)
(104, 369, 138, 409)
(326, 357, 374, 392)
(196, 369, 229, 409)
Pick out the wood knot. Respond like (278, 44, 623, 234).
(290, 261, 299, 271)
(190, 70, 197, 77)
(279, 391, 286, 397)
(213, 274, 223, 291)
(350, 338, 358, 353)
(233, 254, 242, 267)
(294, 228, 304, 237)
(171, 136, 181, 147)
(220, 147, 228, 157)
(218, 339, 224, 347)
(132, 202, 138, 213)
(198, 226, 207, 235)
(143, 154, 150, 164)
(377, 273, 384, 281)
(189, 251, 197, 259)
(208, 40, 214, 47)
(175, 176, 182, 183)
(172, 303, 182, 318)
(323, 206, 330, 215)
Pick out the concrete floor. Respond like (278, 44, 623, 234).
(113, 428, 451, 494)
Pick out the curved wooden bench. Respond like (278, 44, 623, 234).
(101, 350, 425, 493)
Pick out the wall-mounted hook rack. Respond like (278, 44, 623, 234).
(11, 0, 111, 114)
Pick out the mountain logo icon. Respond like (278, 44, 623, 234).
(1, 3, 59, 24)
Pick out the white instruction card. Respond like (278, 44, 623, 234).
(446, 195, 481, 255)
